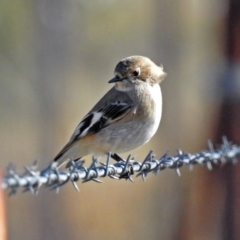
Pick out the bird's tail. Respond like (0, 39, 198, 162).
(51, 141, 74, 167)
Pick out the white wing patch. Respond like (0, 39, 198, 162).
(70, 111, 103, 141)
(69, 101, 133, 142)
(79, 112, 102, 138)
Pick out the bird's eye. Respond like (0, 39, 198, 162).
(132, 68, 140, 77)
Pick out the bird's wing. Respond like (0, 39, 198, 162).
(70, 100, 133, 141)
(53, 87, 133, 162)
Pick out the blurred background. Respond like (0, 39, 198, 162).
(0, 0, 240, 239)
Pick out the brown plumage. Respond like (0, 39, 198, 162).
(52, 56, 166, 168)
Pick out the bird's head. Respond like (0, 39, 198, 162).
(109, 56, 166, 91)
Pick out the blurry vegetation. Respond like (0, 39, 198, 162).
(0, 0, 228, 240)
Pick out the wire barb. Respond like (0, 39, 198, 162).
(2, 137, 240, 194)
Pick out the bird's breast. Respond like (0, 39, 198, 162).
(128, 84, 162, 145)
(134, 83, 162, 120)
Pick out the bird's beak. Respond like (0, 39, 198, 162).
(108, 76, 124, 83)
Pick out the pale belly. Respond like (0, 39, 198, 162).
(90, 111, 161, 155)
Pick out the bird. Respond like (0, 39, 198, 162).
(52, 56, 166, 168)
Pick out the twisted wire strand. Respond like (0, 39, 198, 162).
(2, 137, 240, 195)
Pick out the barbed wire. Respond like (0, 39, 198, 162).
(2, 137, 240, 195)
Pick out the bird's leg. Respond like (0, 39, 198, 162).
(111, 153, 125, 162)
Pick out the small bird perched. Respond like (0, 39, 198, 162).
(52, 56, 166, 168)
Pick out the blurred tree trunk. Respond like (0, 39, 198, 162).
(216, 1, 240, 239)
(179, 0, 240, 239)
